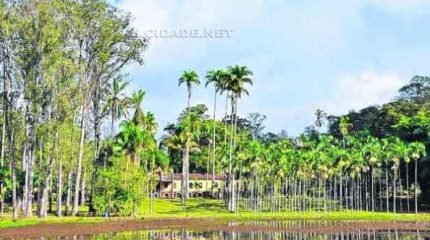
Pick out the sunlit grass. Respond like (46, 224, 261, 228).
(1, 198, 429, 229)
(140, 199, 430, 221)
(0, 216, 105, 228)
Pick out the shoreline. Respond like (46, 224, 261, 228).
(0, 217, 429, 239)
(2, 211, 430, 228)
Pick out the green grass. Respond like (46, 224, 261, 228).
(0, 216, 105, 228)
(1, 199, 430, 229)
(139, 199, 430, 221)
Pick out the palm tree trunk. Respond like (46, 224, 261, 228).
(184, 144, 190, 200)
(406, 162, 410, 212)
(232, 97, 239, 212)
(386, 160, 389, 213)
(182, 89, 192, 204)
(399, 167, 403, 212)
(181, 150, 187, 205)
(228, 96, 238, 212)
(415, 160, 418, 214)
(223, 93, 229, 144)
(206, 145, 210, 192)
(371, 168, 375, 212)
(149, 154, 154, 215)
(211, 89, 217, 194)
(393, 170, 396, 213)
(334, 177, 337, 211)
(379, 172, 383, 211)
(339, 175, 343, 210)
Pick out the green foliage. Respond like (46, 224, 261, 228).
(1, 0, 430, 221)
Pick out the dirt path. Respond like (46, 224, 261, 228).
(0, 219, 429, 239)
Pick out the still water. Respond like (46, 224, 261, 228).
(39, 221, 430, 239)
(81, 230, 427, 240)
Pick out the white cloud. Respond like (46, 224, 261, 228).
(320, 71, 406, 115)
(111, 0, 426, 136)
(243, 71, 407, 135)
(118, 0, 264, 66)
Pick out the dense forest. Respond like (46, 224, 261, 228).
(1, 0, 429, 220)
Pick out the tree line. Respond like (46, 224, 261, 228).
(0, 0, 153, 219)
(162, 69, 428, 214)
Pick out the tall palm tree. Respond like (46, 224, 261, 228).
(178, 70, 200, 202)
(408, 142, 426, 214)
(314, 109, 327, 130)
(106, 78, 130, 136)
(339, 117, 352, 149)
(222, 65, 253, 212)
(116, 90, 149, 168)
(130, 90, 146, 125)
(143, 112, 158, 215)
(205, 69, 226, 193)
(381, 138, 392, 212)
(144, 112, 158, 136)
(363, 136, 382, 212)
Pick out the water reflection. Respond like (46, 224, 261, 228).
(41, 221, 429, 240)
(85, 230, 429, 240)
(84, 230, 426, 240)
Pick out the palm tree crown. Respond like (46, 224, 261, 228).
(205, 69, 226, 93)
(106, 78, 130, 135)
(178, 70, 200, 93)
(223, 65, 253, 98)
(131, 90, 146, 124)
(314, 109, 327, 129)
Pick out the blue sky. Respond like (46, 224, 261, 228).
(111, 0, 430, 136)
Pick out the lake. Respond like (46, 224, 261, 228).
(9, 220, 427, 240)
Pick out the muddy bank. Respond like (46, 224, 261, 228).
(0, 218, 429, 239)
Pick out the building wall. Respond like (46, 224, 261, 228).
(158, 179, 225, 198)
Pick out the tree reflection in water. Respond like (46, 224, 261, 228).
(36, 221, 429, 240)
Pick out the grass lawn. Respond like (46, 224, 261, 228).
(1, 199, 430, 229)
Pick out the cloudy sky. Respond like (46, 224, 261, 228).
(110, 0, 430, 136)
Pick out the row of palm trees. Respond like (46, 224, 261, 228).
(176, 65, 254, 211)
(233, 134, 425, 214)
(172, 66, 426, 214)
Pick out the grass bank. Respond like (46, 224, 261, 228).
(1, 199, 429, 229)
